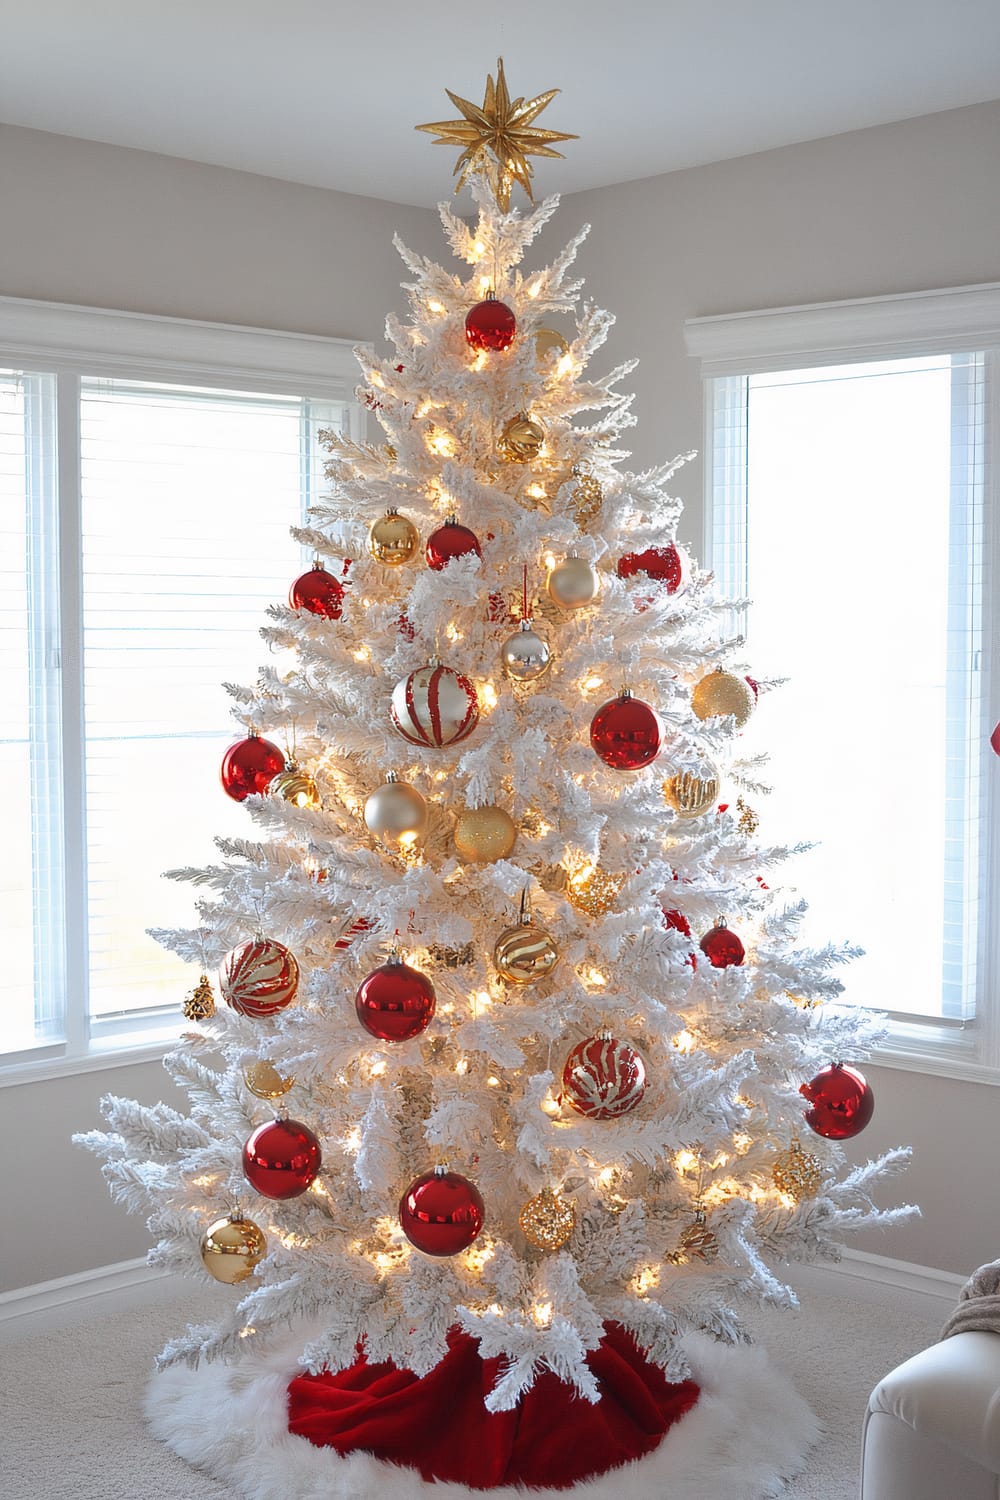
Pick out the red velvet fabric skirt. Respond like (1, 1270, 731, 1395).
(287, 1322, 700, 1490)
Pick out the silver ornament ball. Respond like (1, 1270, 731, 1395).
(500, 620, 553, 684)
(364, 775, 429, 851)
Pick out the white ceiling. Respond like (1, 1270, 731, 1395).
(3, 0, 1000, 208)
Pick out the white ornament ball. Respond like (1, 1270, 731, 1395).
(364, 776, 428, 850)
(546, 556, 600, 611)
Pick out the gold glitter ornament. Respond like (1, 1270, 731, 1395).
(534, 327, 570, 362)
(519, 1188, 576, 1251)
(736, 797, 759, 836)
(415, 57, 578, 212)
(453, 804, 518, 863)
(566, 865, 625, 917)
(772, 1139, 823, 1201)
(269, 762, 321, 809)
(667, 1209, 719, 1265)
(243, 1059, 295, 1099)
(200, 1213, 267, 1284)
(493, 890, 559, 985)
(569, 468, 603, 529)
(498, 412, 546, 463)
(369, 508, 419, 565)
(663, 766, 720, 819)
(690, 668, 755, 729)
(545, 555, 600, 611)
(183, 974, 216, 1021)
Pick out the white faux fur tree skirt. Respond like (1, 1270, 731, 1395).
(146, 1329, 821, 1500)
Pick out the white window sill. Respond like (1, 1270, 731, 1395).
(0, 1031, 179, 1089)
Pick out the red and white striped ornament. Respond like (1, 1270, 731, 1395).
(561, 1031, 647, 1120)
(220, 937, 300, 1018)
(390, 660, 479, 749)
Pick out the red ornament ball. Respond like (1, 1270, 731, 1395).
(242, 1117, 321, 1199)
(220, 937, 300, 1017)
(220, 735, 285, 802)
(288, 563, 345, 619)
(391, 662, 479, 749)
(699, 922, 745, 968)
(426, 518, 482, 572)
(990, 718, 1000, 757)
(465, 296, 517, 353)
(590, 693, 663, 770)
(562, 1033, 647, 1120)
(617, 544, 685, 594)
(399, 1168, 485, 1256)
(355, 957, 436, 1042)
(800, 1063, 875, 1139)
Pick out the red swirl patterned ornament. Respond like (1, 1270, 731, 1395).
(562, 1032, 647, 1120)
(220, 937, 300, 1018)
(390, 661, 479, 749)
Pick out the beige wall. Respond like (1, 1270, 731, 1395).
(2, 104, 999, 1292)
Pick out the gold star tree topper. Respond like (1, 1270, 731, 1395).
(416, 57, 577, 212)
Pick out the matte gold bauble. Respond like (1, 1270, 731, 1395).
(369, 508, 419, 565)
(690, 669, 755, 729)
(772, 1139, 823, 1201)
(182, 974, 216, 1021)
(534, 327, 570, 362)
(519, 1188, 576, 1251)
(199, 1213, 267, 1284)
(453, 805, 517, 863)
(546, 555, 600, 611)
(566, 864, 625, 917)
(243, 1059, 295, 1099)
(269, 763, 321, 809)
(663, 765, 720, 819)
(498, 412, 546, 463)
(500, 619, 552, 685)
(493, 893, 559, 984)
(363, 773, 428, 852)
(667, 1210, 719, 1265)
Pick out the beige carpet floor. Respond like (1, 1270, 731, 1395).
(0, 1268, 945, 1499)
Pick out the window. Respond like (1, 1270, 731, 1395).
(688, 285, 1000, 1081)
(0, 299, 362, 1080)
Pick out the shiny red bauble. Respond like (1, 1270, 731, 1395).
(590, 693, 663, 770)
(288, 563, 346, 619)
(465, 296, 517, 353)
(242, 1117, 321, 1199)
(800, 1063, 875, 1139)
(699, 922, 745, 968)
(617, 544, 685, 594)
(562, 1034, 647, 1120)
(990, 718, 1000, 757)
(220, 735, 285, 801)
(220, 937, 300, 1017)
(399, 1168, 485, 1256)
(355, 957, 436, 1042)
(425, 518, 482, 572)
(662, 908, 697, 968)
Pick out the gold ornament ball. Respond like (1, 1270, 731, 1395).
(200, 1214, 267, 1284)
(534, 327, 570, 362)
(269, 763, 321, 809)
(453, 805, 517, 864)
(498, 412, 546, 463)
(546, 556, 600, 611)
(493, 919, 559, 985)
(668, 1212, 719, 1265)
(690, 669, 755, 729)
(566, 865, 624, 917)
(519, 1188, 576, 1251)
(772, 1141, 823, 1201)
(663, 766, 720, 819)
(183, 975, 216, 1021)
(369, 508, 419, 565)
(364, 775, 429, 851)
(243, 1059, 295, 1099)
(500, 620, 553, 685)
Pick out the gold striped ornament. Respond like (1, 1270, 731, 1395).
(493, 890, 559, 985)
(269, 762, 321, 809)
(663, 765, 720, 819)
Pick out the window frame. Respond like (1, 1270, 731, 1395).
(686, 282, 1000, 1084)
(0, 296, 366, 1086)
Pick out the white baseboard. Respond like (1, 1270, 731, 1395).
(0, 1246, 964, 1335)
(0, 1256, 167, 1327)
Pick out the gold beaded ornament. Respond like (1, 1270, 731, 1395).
(663, 766, 720, 819)
(566, 864, 625, 917)
(690, 668, 755, 729)
(771, 1139, 823, 1201)
(519, 1188, 576, 1251)
(182, 975, 216, 1022)
(453, 804, 518, 863)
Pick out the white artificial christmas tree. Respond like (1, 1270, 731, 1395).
(78, 59, 913, 1495)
